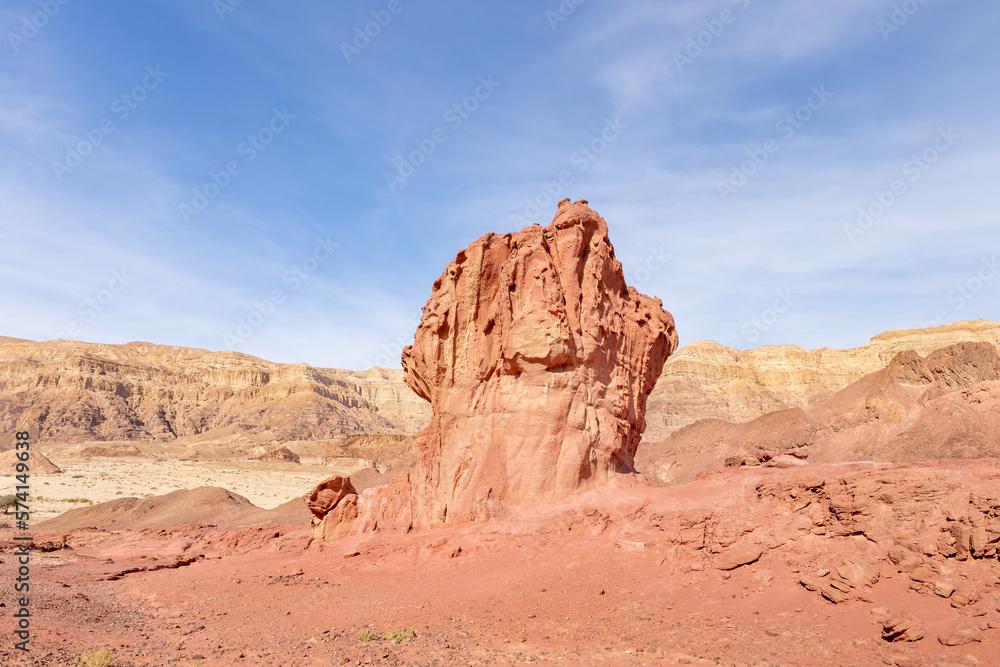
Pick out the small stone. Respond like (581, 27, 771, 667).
(799, 574, 823, 592)
(951, 587, 979, 608)
(938, 623, 982, 646)
(715, 544, 763, 571)
(882, 613, 924, 642)
(933, 579, 955, 598)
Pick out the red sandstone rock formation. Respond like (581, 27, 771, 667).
(311, 199, 677, 539)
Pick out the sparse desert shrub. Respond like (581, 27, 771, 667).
(357, 629, 381, 641)
(76, 648, 114, 666)
(64, 497, 93, 503)
(384, 629, 416, 643)
(0, 495, 17, 514)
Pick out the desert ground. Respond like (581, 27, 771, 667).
(2, 458, 350, 522)
(1, 461, 998, 666)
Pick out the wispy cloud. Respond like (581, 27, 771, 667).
(0, 0, 997, 367)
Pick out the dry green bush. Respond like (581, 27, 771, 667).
(75, 648, 114, 667)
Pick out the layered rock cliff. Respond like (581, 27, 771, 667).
(0, 339, 430, 448)
(643, 319, 1000, 440)
(637, 341, 1000, 486)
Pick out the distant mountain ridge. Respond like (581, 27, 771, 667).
(1, 320, 997, 460)
(643, 319, 1000, 440)
(636, 340, 1000, 486)
(0, 339, 430, 449)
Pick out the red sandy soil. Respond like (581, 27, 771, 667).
(2, 461, 999, 667)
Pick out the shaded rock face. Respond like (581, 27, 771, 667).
(315, 201, 677, 537)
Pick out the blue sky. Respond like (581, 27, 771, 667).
(1, 0, 998, 370)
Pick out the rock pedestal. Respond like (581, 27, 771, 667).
(310, 199, 677, 539)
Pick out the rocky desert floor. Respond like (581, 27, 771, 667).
(1, 458, 353, 521)
(2, 459, 999, 667)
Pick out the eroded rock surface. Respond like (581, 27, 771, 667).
(314, 200, 677, 538)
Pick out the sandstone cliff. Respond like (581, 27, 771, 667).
(0, 339, 429, 449)
(637, 341, 1000, 486)
(643, 319, 1000, 440)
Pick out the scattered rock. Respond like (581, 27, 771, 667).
(715, 544, 763, 571)
(887, 544, 923, 573)
(882, 613, 924, 642)
(305, 476, 356, 520)
(950, 587, 979, 608)
(938, 622, 982, 646)
(798, 574, 824, 592)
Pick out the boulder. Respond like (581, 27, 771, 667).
(305, 476, 356, 520)
(887, 543, 923, 572)
(714, 543, 764, 571)
(882, 613, 924, 642)
(938, 622, 982, 646)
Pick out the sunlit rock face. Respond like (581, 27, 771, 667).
(309, 199, 678, 539)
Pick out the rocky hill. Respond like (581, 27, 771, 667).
(637, 341, 1000, 486)
(643, 319, 1000, 440)
(0, 339, 430, 450)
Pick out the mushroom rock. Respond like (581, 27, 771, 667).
(317, 199, 678, 538)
